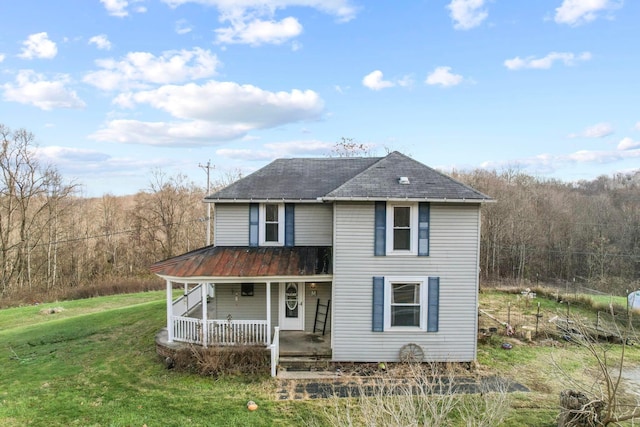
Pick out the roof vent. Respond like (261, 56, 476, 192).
(399, 176, 410, 185)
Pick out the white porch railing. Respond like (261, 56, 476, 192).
(270, 326, 280, 377)
(172, 284, 203, 317)
(207, 320, 268, 345)
(171, 316, 269, 346)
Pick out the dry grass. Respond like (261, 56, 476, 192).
(172, 344, 270, 377)
(315, 363, 512, 427)
(0, 276, 163, 308)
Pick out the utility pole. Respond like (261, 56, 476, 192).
(199, 160, 214, 246)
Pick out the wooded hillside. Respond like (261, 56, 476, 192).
(1, 126, 638, 303)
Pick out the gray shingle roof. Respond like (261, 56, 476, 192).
(206, 151, 491, 202)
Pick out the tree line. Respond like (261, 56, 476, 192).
(1, 125, 638, 302)
(454, 168, 640, 294)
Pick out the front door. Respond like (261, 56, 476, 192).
(279, 282, 304, 330)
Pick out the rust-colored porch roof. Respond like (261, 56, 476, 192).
(150, 246, 332, 279)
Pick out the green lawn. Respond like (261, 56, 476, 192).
(1, 290, 639, 426)
(0, 292, 309, 426)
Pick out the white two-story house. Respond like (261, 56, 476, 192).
(151, 151, 492, 369)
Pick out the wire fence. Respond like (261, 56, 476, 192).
(478, 288, 640, 343)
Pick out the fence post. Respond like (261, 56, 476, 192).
(508, 302, 511, 326)
(535, 302, 541, 336)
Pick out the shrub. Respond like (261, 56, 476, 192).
(172, 344, 270, 377)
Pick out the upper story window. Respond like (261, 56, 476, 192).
(259, 203, 284, 245)
(375, 201, 429, 257)
(386, 203, 418, 255)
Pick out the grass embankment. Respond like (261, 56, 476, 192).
(2, 290, 639, 426)
(0, 292, 309, 426)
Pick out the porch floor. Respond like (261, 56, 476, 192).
(155, 328, 331, 358)
(279, 331, 331, 357)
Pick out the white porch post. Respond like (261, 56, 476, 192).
(266, 281, 272, 344)
(166, 280, 173, 342)
(202, 282, 208, 347)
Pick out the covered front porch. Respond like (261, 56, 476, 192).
(167, 280, 332, 348)
(151, 246, 333, 376)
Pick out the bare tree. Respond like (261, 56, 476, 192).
(0, 125, 75, 294)
(329, 137, 374, 157)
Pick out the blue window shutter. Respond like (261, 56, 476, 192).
(372, 276, 384, 332)
(374, 202, 386, 256)
(418, 202, 430, 256)
(249, 203, 259, 247)
(427, 277, 440, 332)
(285, 204, 295, 247)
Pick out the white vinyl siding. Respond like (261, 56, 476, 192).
(293, 203, 333, 246)
(214, 203, 332, 247)
(332, 201, 480, 362)
(214, 204, 249, 246)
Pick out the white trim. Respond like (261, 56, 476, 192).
(321, 197, 493, 203)
(386, 203, 418, 255)
(383, 276, 428, 331)
(266, 281, 272, 344)
(154, 274, 333, 284)
(259, 203, 285, 246)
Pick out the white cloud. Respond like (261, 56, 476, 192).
(115, 81, 323, 123)
(161, 0, 357, 22)
(2, 70, 85, 110)
(0, 53, 5, 63)
(36, 146, 111, 164)
(569, 122, 614, 138)
(635, 122, 640, 131)
(480, 144, 640, 173)
(90, 119, 252, 146)
(92, 81, 324, 145)
(175, 19, 193, 34)
(18, 32, 57, 59)
(447, 0, 488, 30)
(100, 0, 147, 17)
(555, 0, 622, 26)
(425, 66, 463, 87)
(89, 34, 112, 50)
(362, 70, 395, 90)
(504, 51, 591, 70)
(83, 48, 220, 91)
(215, 17, 303, 45)
(100, 0, 129, 17)
(618, 137, 640, 151)
(161, 0, 356, 45)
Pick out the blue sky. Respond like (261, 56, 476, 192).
(1, 0, 638, 196)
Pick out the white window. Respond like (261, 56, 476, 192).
(384, 276, 428, 330)
(259, 203, 284, 245)
(386, 203, 418, 255)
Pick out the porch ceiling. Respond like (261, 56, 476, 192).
(150, 246, 332, 280)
